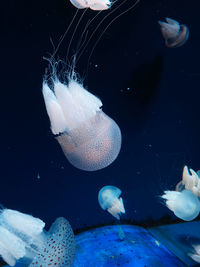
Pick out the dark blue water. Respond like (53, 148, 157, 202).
(1, 0, 199, 234)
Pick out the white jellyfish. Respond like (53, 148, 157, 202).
(176, 165, 200, 197)
(0, 207, 75, 267)
(43, 70, 122, 171)
(189, 244, 200, 263)
(161, 189, 200, 221)
(70, 0, 111, 10)
(158, 18, 189, 48)
(98, 185, 125, 220)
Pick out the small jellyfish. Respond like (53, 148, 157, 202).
(98, 185, 125, 220)
(175, 166, 200, 197)
(43, 70, 122, 171)
(158, 18, 189, 48)
(0, 207, 75, 267)
(70, 0, 111, 10)
(161, 189, 200, 221)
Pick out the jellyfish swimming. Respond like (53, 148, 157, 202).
(70, 0, 111, 10)
(161, 189, 200, 221)
(176, 165, 200, 197)
(98, 185, 125, 219)
(158, 18, 189, 48)
(42, 68, 122, 171)
(0, 207, 76, 267)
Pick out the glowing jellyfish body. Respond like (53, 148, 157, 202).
(43, 75, 122, 171)
(158, 18, 189, 48)
(161, 189, 200, 221)
(0, 208, 75, 267)
(70, 0, 111, 10)
(98, 185, 125, 220)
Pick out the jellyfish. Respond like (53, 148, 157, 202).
(176, 166, 200, 197)
(70, 0, 111, 10)
(158, 18, 189, 48)
(98, 185, 125, 220)
(0, 207, 75, 267)
(42, 70, 122, 171)
(189, 244, 200, 263)
(29, 217, 76, 267)
(161, 189, 200, 221)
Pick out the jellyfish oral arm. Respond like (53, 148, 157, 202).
(107, 197, 125, 220)
(176, 166, 200, 196)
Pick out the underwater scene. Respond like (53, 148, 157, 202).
(2, 0, 200, 266)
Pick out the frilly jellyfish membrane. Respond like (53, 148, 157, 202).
(161, 166, 200, 221)
(176, 165, 200, 196)
(158, 18, 189, 48)
(0, 207, 76, 267)
(189, 244, 200, 263)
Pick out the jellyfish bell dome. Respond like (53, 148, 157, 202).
(56, 111, 121, 171)
(98, 185, 125, 220)
(158, 18, 189, 48)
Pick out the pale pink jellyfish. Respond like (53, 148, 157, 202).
(0, 207, 75, 267)
(43, 68, 122, 171)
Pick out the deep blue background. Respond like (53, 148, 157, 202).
(1, 0, 200, 231)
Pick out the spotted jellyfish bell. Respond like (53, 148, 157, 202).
(158, 18, 189, 48)
(98, 185, 125, 220)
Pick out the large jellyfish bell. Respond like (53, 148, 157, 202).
(98, 185, 125, 219)
(158, 18, 189, 48)
(43, 66, 122, 171)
